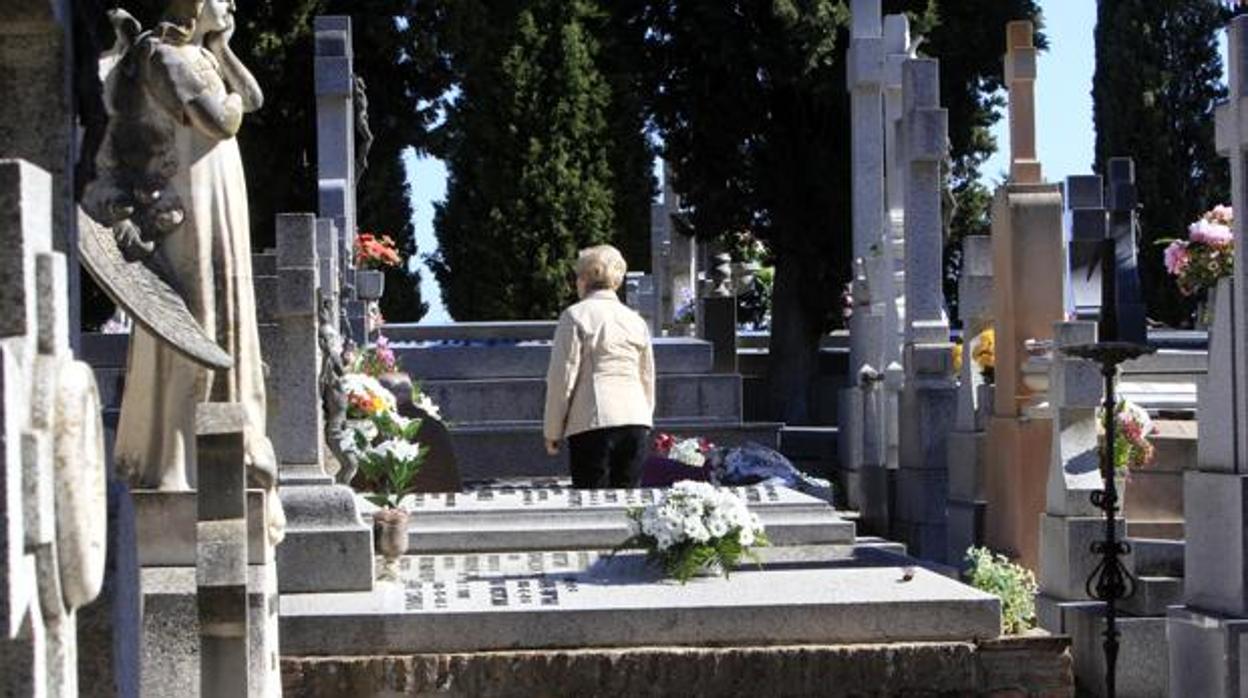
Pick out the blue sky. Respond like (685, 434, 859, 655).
(404, 1, 1179, 323)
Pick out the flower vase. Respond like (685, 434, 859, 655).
(374, 507, 409, 581)
(356, 269, 386, 301)
(1196, 283, 1222, 330)
(692, 560, 725, 579)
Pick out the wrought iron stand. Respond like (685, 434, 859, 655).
(1060, 236, 1154, 698)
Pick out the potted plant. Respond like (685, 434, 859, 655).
(1102, 398, 1156, 494)
(965, 546, 1038, 635)
(354, 232, 401, 301)
(618, 481, 768, 583)
(338, 373, 427, 579)
(1161, 204, 1234, 328)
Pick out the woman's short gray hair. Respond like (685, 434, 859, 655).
(575, 244, 627, 291)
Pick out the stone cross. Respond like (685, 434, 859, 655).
(651, 162, 697, 332)
(901, 58, 949, 345)
(0, 3, 80, 335)
(895, 58, 955, 563)
(1106, 158, 1147, 344)
(270, 213, 373, 595)
(1063, 174, 1107, 320)
(840, 0, 887, 507)
(1212, 15, 1248, 474)
(882, 13, 911, 368)
(1004, 21, 1042, 185)
(0, 159, 108, 696)
(274, 214, 324, 476)
(1167, 17, 1248, 694)
(315, 16, 365, 339)
(194, 404, 250, 698)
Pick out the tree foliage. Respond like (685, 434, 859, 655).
(638, 0, 1041, 421)
(1093, 0, 1230, 326)
(428, 0, 623, 320)
(234, 0, 441, 322)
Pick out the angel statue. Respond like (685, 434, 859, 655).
(81, 0, 283, 542)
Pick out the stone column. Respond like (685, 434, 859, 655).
(879, 13, 912, 476)
(838, 0, 886, 512)
(315, 16, 365, 341)
(0, 159, 108, 696)
(272, 214, 373, 595)
(984, 20, 1066, 570)
(1168, 15, 1248, 695)
(946, 235, 994, 564)
(0, 2, 80, 337)
(895, 58, 956, 562)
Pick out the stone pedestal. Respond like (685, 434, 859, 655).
(699, 295, 737, 374)
(134, 489, 279, 698)
(1169, 17, 1248, 692)
(271, 214, 373, 594)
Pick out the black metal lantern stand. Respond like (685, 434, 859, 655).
(1061, 237, 1154, 698)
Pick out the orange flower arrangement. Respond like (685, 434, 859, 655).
(355, 232, 402, 270)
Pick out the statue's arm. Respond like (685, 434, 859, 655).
(207, 35, 263, 113)
(215, 45, 263, 113)
(186, 92, 244, 140)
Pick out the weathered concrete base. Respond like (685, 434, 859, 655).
(1068, 604, 1168, 697)
(140, 564, 281, 698)
(277, 483, 374, 593)
(1167, 606, 1248, 698)
(1037, 514, 1125, 601)
(281, 635, 1072, 698)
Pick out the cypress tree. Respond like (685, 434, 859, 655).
(1093, 0, 1230, 326)
(430, 0, 617, 320)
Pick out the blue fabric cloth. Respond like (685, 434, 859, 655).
(712, 442, 834, 502)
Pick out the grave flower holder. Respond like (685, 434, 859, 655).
(374, 507, 410, 580)
(356, 269, 385, 301)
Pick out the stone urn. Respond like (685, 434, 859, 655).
(356, 269, 386, 301)
(374, 507, 410, 580)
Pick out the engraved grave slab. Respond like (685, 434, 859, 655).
(358, 484, 856, 553)
(280, 547, 1000, 654)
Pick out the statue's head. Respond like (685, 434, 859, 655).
(196, 0, 235, 34)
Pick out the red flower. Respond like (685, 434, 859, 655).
(355, 232, 401, 269)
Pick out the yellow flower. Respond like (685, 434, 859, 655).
(972, 328, 995, 369)
(952, 341, 964, 374)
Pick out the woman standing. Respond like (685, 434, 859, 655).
(544, 245, 656, 489)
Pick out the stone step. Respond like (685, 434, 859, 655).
(394, 337, 713, 380)
(1126, 520, 1183, 541)
(384, 321, 558, 343)
(279, 547, 1001, 656)
(449, 420, 784, 482)
(1119, 576, 1183, 617)
(1127, 537, 1184, 578)
(425, 373, 740, 424)
(779, 426, 839, 462)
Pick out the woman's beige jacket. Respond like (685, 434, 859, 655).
(543, 290, 656, 442)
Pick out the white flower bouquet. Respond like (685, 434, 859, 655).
(339, 373, 427, 509)
(620, 481, 768, 582)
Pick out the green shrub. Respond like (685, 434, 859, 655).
(965, 546, 1038, 635)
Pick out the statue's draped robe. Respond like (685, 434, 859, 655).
(114, 35, 272, 490)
